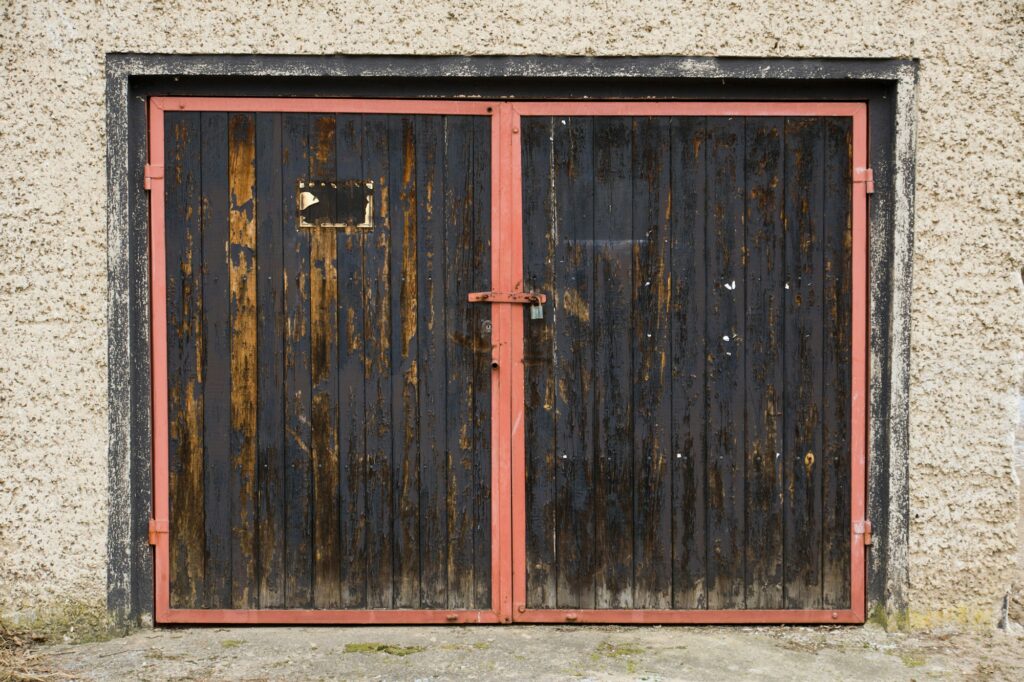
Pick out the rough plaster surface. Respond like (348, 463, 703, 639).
(1, 1, 1021, 627)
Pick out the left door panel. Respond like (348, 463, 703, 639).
(157, 105, 493, 619)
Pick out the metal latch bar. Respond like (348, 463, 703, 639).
(853, 166, 874, 194)
(144, 164, 164, 190)
(148, 518, 169, 546)
(853, 520, 873, 546)
(468, 291, 547, 305)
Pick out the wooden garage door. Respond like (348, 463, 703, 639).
(518, 113, 858, 614)
(158, 105, 493, 616)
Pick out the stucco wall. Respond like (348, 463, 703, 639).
(1, 0, 1021, 630)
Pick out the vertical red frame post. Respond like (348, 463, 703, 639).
(506, 101, 870, 624)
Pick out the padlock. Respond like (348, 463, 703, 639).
(529, 302, 544, 320)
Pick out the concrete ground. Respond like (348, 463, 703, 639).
(6, 623, 1022, 681)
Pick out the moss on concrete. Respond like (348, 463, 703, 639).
(343, 642, 425, 656)
(0, 598, 112, 645)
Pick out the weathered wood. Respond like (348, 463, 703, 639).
(165, 111, 206, 609)
(704, 116, 746, 609)
(783, 117, 825, 609)
(630, 117, 673, 609)
(200, 111, 232, 609)
(553, 116, 596, 609)
(469, 117, 493, 609)
(416, 115, 448, 608)
(668, 116, 708, 610)
(254, 112, 286, 608)
(592, 116, 634, 609)
(362, 114, 394, 609)
(390, 116, 421, 609)
(281, 113, 313, 608)
(443, 116, 477, 609)
(522, 117, 557, 609)
(335, 113, 368, 608)
(227, 113, 258, 609)
(822, 117, 853, 609)
(309, 115, 342, 608)
(743, 117, 785, 609)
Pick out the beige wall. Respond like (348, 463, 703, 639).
(1, 0, 1021, 630)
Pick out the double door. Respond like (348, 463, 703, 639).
(150, 99, 867, 624)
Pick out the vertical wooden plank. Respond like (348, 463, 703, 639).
(470, 116, 493, 609)
(255, 112, 285, 608)
(743, 117, 785, 609)
(200, 111, 232, 609)
(669, 116, 708, 610)
(521, 117, 557, 608)
(281, 113, 313, 608)
(552, 117, 596, 610)
(822, 117, 853, 609)
(630, 117, 673, 609)
(416, 115, 448, 608)
(335, 113, 368, 608)
(704, 116, 746, 610)
(309, 115, 342, 608)
(783, 117, 825, 609)
(361, 114, 394, 609)
(592, 116, 634, 609)
(443, 116, 476, 608)
(390, 116, 421, 608)
(165, 111, 205, 608)
(227, 113, 258, 609)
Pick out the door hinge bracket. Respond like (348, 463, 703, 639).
(853, 520, 873, 546)
(148, 518, 169, 545)
(468, 291, 547, 305)
(144, 164, 164, 190)
(853, 166, 875, 194)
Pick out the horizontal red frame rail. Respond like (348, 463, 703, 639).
(149, 97, 868, 625)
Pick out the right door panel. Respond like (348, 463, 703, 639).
(520, 114, 854, 612)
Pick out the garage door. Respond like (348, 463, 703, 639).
(148, 99, 867, 624)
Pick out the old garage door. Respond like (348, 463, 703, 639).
(149, 99, 867, 624)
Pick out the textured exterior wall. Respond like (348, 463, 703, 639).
(1, 0, 1021, 629)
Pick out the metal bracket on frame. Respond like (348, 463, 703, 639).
(853, 520, 873, 546)
(853, 167, 875, 194)
(148, 518, 169, 546)
(467, 291, 547, 305)
(144, 164, 164, 191)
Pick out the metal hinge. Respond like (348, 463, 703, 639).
(853, 520, 873, 546)
(148, 518, 169, 546)
(853, 167, 875, 194)
(144, 164, 164, 190)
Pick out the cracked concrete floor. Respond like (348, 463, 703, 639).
(24, 624, 1024, 680)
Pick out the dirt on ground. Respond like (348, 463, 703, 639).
(2, 622, 1023, 681)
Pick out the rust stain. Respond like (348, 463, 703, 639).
(400, 124, 418, 358)
(561, 288, 590, 322)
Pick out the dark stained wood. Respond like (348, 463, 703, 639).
(280, 113, 313, 608)
(361, 114, 394, 609)
(592, 116, 634, 609)
(743, 117, 785, 609)
(822, 117, 853, 609)
(469, 117, 493, 608)
(254, 112, 286, 608)
(227, 113, 258, 609)
(668, 116, 708, 610)
(390, 116, 421, 608)
(522, 117, 557, 609)
(416, 115, 448, 608)
(309, 115, 342, 608)
(704, 116, 746, 609)
(553, 116, 596, 609)
(783, 117, 825, 609)
(443, 116, 476, 608)
(334, 113, 368, 608)
(200, 111, 232, 609)
(165, 111, 206, 609)
(630, 117, 673, 609)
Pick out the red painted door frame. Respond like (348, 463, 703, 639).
(148, 98, 868, 625)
